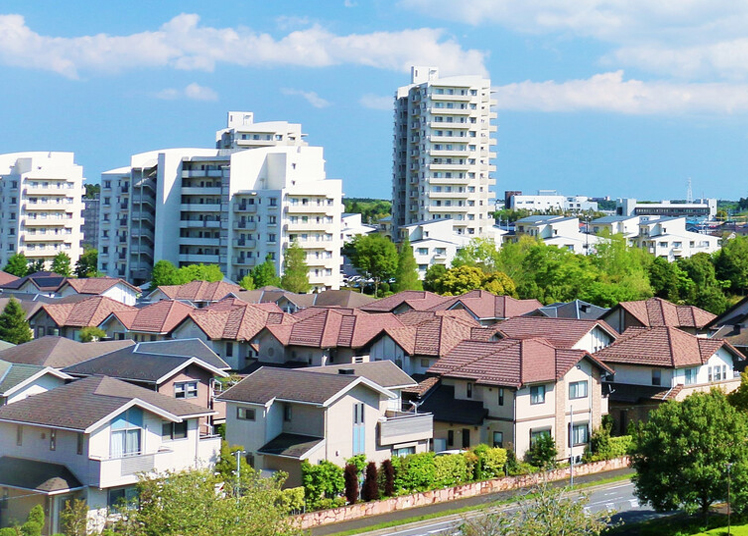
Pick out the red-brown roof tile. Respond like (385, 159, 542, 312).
(494, 316, 618, 349)
(38, 296, 134, 328)
(428, 290, 543, 321)
(183, 299, 290, 341)
(111, 300, 194, 333)
(63, 277, 141, 295)
(154, 281, 241, 303)
(613, 298, 716, 330)
(359, 291, 450, 313)
(0, 271, 19, 286)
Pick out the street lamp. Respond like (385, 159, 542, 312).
(235, 449, 246, 498)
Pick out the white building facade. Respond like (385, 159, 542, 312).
(392, 66, 497, 240)
(0, 152, 84, 268)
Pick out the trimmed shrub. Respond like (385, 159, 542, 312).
(344, 464, 359, 504)
(381, 459, 395, 497)
(392, 452, 437, 493)
(525, 434, 557, 469)
(472, 444, 508, 479)
(301, 460, 344, 509)
(278, 487, 305, 514)
(362, 462, 379, 502)
(434, 454, 471, 487)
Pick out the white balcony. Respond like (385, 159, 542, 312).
(180, 203, 221, 212)
(179, 253, 220, 264)
(179, 237, 220, 247)
(233, 220, 257, 231)
(181, 187, 222, 196)
(233, 238, 256, 249)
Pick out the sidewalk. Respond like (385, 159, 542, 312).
(311, 467, 634, 536)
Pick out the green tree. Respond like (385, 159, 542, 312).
(75, 249, 98, 278)
(648, 256, 690, 301)
(27, 259, 46, 275)
(83, 183, 101, 199)
(251, 255, 281, 288)
(392, 236, 422, 293)
(677, 253, 729, 314)
(0, 297, 32, 344)
(350, 234, 398, 296)
(239, 274, 256, 290)
(438, 266, 484, 296)
(525, 433, 557, 469)
(59, 498, 89, 536)
(51, 252, 72, 277)
(630, 389, 748, 518)
(481, 271, 517, 297)
(452, 238, 502, 273)
(80, 326, 106, 342)
(423, 264, 447, 293)
(151, 260, 180, 287)
(714, 235, 748, 295)
(177, 264, 224, 284)
(3, 253, 28, 277)
(281, 241, 310, 294)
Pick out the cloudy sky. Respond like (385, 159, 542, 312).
(2, 0, 748, 200)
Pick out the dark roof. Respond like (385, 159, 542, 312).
(218, 367, 361, 406)
(0, 272, 66, 292)
(62, 340, 228, 383)
(0, 457, 82, 493)
(0, 336, 134, 368)
(706, 295, 748, 330)
(419, 384, 487, 425)
(0, 360, 55, 394)
(258, 433, 325, 459)
(0, 375, 212, 430)
(606, 382, 682, 403)
(712, 325, 748, 349)
(530, 300, 609, 320)
(303, 361, 417, 389)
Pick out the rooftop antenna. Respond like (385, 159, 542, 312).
(686, 178, 693, 203)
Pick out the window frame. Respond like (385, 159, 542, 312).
(569, 380, 588, 400)
(530, 385, 546, 405)
(174, 381, 198, 399)
(237, 407, 256, 421)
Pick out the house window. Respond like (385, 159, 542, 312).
(530, 428, 551, 446)
(110, 408, 143, 458)
(50, 429, 56, 451)
(498, 388, 504, 406)
(466, 382, 473, 399)
(77, 433, 84, 455)
(462, 428, 471, 449)
(530, 385, 546, 405)
(571, 423, 589, 446)
(175, 381, 198, 399)
(284, 404, 292, 422)
(420, 358, 430, 368)
(226, 343, 233, 358)
(16, 425, 22, 446)
(685, 368, 698, 385)
(652, 369, 661, 386)
(393, 446, 416, 457)
(162, 421, 188, 440)
(447, 430, 454, 447)
(108, 487, 138, 511)
(237, 407, 256, 421)
(352, 403, 365, 454)
(492, 431, 503, 448)
(569, 381, 588, 399)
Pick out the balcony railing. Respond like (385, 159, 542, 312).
(378, 411, 433, 447)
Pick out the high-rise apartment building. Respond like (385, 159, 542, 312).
(0, 152, 84, 267)
(99, 116, 342, 291)
(392, 66, 497, 239)
(215, 111, 307, 150)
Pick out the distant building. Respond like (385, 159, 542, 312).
(215, 111, 307, 150)
(0, 152, 85, 268)
(508, 190, 598, 213)
(341, 213, 377, 244)
(82, 195, 100, 250)
(616, 198, 717, 220)
(512, 215, 608, 254)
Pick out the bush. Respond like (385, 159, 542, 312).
(433, 454, 471, 487)
(381, 459, 395, 497)
(525, 434, 558, 469)
(362, 462, 379, 502)
(344, 464, 359, 504)
(583, 426, 633, 462)
(301, 460, 344, 509)
(392, 452, 437, 493)
(472, 444, 508, 479)
(278, 487, 305, 514)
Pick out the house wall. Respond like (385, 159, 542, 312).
(608, 363, 674, 386)
(158, 365, 215, 433)
(369, 336, 408, 371)
(29, 310, 62, 339)
(224, 402, 270, 455)
(6, 374, 66, 405)
(574, 327, 615, 353)
(100, 316, 128, 340)
(101, 285, 138, 306)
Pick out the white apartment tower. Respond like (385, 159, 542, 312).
(392, 66, 497, 238)
(99, 115, 342, 291)
(0, 152, 84, 268)
(215, 111, 307, 150)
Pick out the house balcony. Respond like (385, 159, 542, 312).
(378, 411, 433, 447)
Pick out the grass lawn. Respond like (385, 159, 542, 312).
(607, 513, 748, 536)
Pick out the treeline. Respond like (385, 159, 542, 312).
(343, 198, 391, 224)
(423, 234, 748, 314)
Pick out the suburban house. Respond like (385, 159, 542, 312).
(61, 339, 230, 433)
(28, 296, 134, 340)
(55, 278, 141, 306)
(633, 216, 721, 261)
(593, 326, 744, 433)
(144, 280, 241, 307)
(219, 365, 433, 487)
(0, 376, 219, 534)
(600, 297, 715, 335)
(0, 271, 19, 287)
(0, 336, 134, 369)
(359, 291, 450, 315)
(510, 216, 608, 254)
(526, 299, 608, 320)
(428, 290, 543, 325)
(0, 272, 67, 298)
(492, 316, 618, 354)
(705, 296, 748, 358)
(0, 360, 72, 406)
(423, 337, 613, 462)
(98, 300, 195, 342)
(590, 215, 641, 244)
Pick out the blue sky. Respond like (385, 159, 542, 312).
(2, 1, 748, 201)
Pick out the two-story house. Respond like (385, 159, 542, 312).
(0, 336, 134, 369)
(511, 216, 608, 254)
(0, 376, 219, 535)
(219, 365, 433, 487)
(28, 296, 134, 340)
(428, 290, 542, 325)
(491, 316, 618, 353)
(144, 280, 241, 307)
(0, 359, 72, 406)
(98, 300, 195, 342)
(594, 326, 745, 433)
(705, 295, 748, 358)
(359, 291, 450, 315)
(54, 278, 141, 306)
(634, 216, 721, 261)
(423, 337, 613, 462)
(600, 297, 715, 335)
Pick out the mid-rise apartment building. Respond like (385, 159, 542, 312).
(99, 145, 342, 291)
(215, 111, 307, 150)
(0, 152, 84, 268)
(392, 66, 497, 239)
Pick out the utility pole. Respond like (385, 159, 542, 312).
(570, 403, 574, 488)
(727, 462, 733, 535)
(235, 449, 246, 498)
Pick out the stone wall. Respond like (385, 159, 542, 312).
(294, 456, 630, 529)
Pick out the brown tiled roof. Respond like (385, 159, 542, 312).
(429, 338, 612, 388)
(155, 281, 242, 303)
(63, 277, 141, 295)
(0, 375, 211, 430)
(402, 376, 440, 396)
(303, 361, 417, 389)
(0, 271, 19, 286)
(183, 299, 291, 341)
(111, 300, 195, 334)
(395, 310, 480, 357)
(37, 296, 134, 328)
(311, 290, 377, 308)
(613, 298, 716, 330)
(359, 291, 450, 313)
(0, 336, 134, 368)
(0, 272, 66, 292)
(428, 290, 543, 321)
(593, 326, 740, 368)
(494, 316, 618, 349)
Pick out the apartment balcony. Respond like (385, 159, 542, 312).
(306, 256, 331, 267)
(428, 121, 470, 129)
(24, 201, 71, 211)
(428, 107, 471, 115)
(429, 190, 470, 199)
(120, 185, 130, 194)
(431, 205, 467, 213)
(285, 204, 333, 215)
(131, 227, 154, 241)
(429, 93, 472, 102)
(23, 186, 71, 196)
(119, 218, 128, 228)
(23, 233, 66, 242)
(378, 411, 433, 447)
(180, 203, 221, 212)
(286, 221, 334, 232)
(132, 195, 156, 208)
(23, 216, 71, 226)
(180, 253, 220, 264)
(429, 149, 469, 157)
(429, 135, 470, 143)
(179, 237, 220, 247)
(233, 204, 258, 213)
(233, 238, 256, 249)
(233, 220, 257, 231)
(181, 219, 221, 228)
(181, 186, 223, 196)
(427, 177, 470, 186)
(131, 212, 155, 226)
(232, 256, 256, 266)
(428, 162, 470, 171)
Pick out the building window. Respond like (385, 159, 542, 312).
(571, 423, 589, 446)
(50, 429, 56, 451)
(16, 425, 22, 446)
(269, 198, 277, 207)
(162, 421, 188, 440)
(174, 381, 198, 399)
(284, 404, 292, 422)
(393, 446, 416, 457)
(352, 402, 365, 454)
(110, 407, 143, 458)
(492, 431, 503, 448)
(108, 487, 138, 511)
(498, 388, 504, 406)
(420, 358, 429, 368)
(237, 407, 255, 421)
(685, 367, 698, 385)
(530, 428, 551, 446)
(447, 429, 454, 447)
(77, 432, 84, 455)
(569, 381, 588, 399)
(466, 382, 473, 398)
(652, 369, 661, 386)
(530, 385, 546, 405)
(226, 342, 233, 357)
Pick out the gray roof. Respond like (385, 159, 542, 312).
(303, 361, 417, 389)
(62, 339, 229, 382)
(218, 367, 360, 406)
(419, 384, 487, 425)
(0, 336, 134, 368)
(531, 300, 608, 320)
(0, 375, 212, 431)
(0, 457, 82, 493)
(0, 360, 49, 394)
(591, 215, 638, 223)
(258, 433, 324, 459)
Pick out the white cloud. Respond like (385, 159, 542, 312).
(359, 93, 392, 110)
(0, 13, 486, 79)
(493, 71, 748, 114)
(275, 15, 311, 31)
(155, 83, 218, 101)
(281, 88, 331, 108)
